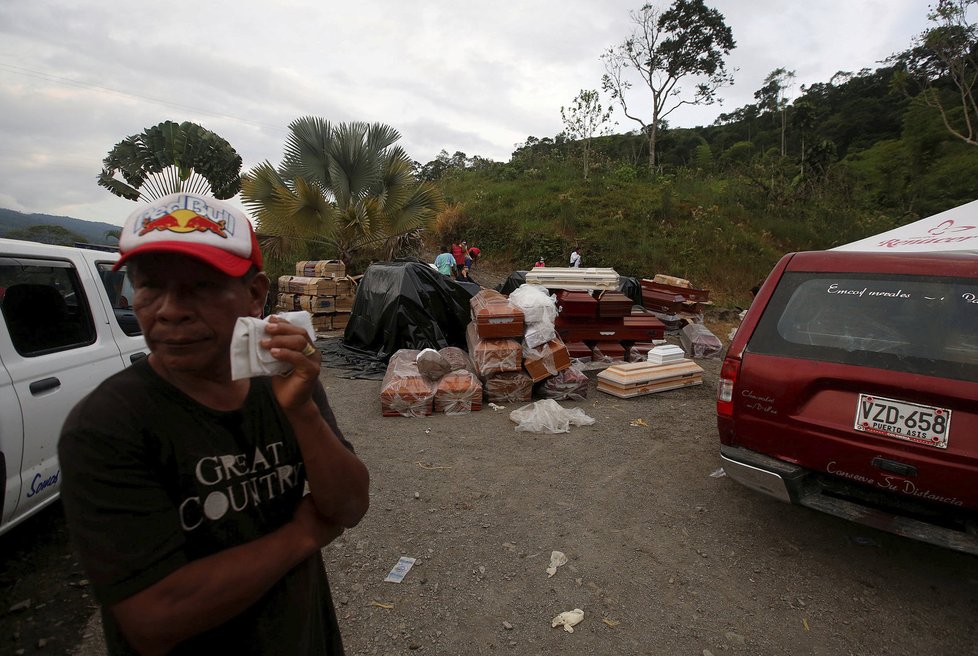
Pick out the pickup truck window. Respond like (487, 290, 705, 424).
(747, 272, 978, 384)
(0, 257, 97, 356)
(95, 263, 142, 336)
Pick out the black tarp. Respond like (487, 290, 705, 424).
(618, 276, 643, 307)
(340, 260, 475, 366)
(495, 271, 528, 295)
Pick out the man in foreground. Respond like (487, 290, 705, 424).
(59, 193, 369, 655)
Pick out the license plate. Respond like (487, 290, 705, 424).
(854, 394, 951, 449)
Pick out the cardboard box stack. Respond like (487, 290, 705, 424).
(277, 260, 356, 332)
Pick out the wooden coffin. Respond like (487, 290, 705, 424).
(296, 260, 346, 278)
(333, 293, 355, 312)
(590, 341, 626, 362)
(278, 275, 337, 296)
(596, 360, 703, 398)
(434, 370, 483, 414)
(641, 277, 711, 303)
(484, 371, 533, 403)
(291, 294, 335, 312)
(310, 314, 333, 332)
(439, 346, 477, 373)
(555, 290, 597, 318)
(380, 349, 436, 416)
(469, 289, 525, 339)
(466, 323, 521, 376)
(524, 267, 620, 292)
(565, 341, 593, 362)
(557, 317, 665, 343)
(596, 291, 633, 318)
(522, 337, 571, 382)
(626, 342, 657, 362)
(331, 313, 351, 330)
(647, 344, 686, 365)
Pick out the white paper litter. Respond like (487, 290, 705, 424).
(384, 556, 417, 583)
(546, 550, 568, 577)
(551, 608, 585, 633)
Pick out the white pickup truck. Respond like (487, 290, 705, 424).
(0, 238, 147, 536)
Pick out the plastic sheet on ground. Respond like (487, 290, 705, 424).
(509, 399, 595, 434)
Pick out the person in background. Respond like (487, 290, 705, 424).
(534, 256, 546, 268)
(462, 240, 472, 270)
(458, 266, 473, 283)
(467, 244, 481, 269)
(569, 247, 582, 268)
(58, 192, 370, 655)
(451, 241, 466, 279)
(435, 245, 456, 277)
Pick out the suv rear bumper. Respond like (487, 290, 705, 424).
(720, 444, 978, 556)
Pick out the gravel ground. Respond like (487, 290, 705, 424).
(3, 326, 977, 656)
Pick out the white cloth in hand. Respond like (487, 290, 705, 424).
(230, 311, 316, 380)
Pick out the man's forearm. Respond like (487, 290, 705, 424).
(287, 402, 370, 527)
(111, 517, 327, 655)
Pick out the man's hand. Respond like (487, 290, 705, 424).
(262, 315, 321, 412)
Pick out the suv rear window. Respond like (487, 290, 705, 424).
(747, 272, 978, 383)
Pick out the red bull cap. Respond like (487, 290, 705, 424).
(113, 193, 262, 276)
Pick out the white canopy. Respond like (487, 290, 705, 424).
(834, 198, 978, 254)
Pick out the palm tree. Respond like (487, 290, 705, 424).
(97, 120, 242, 201)
(241, 117, 444, 273)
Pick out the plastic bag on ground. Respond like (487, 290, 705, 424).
(509, 399, 595, 434)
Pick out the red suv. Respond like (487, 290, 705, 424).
(717, 250, 978, 553)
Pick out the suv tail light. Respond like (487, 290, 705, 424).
(717, 356, 741, 417)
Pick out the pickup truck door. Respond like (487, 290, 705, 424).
(82, 252, 147, 364)
(0, 253, 132, 533)
(0, 353, 24, 527)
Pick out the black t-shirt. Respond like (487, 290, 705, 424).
(59, 358, 350, 655)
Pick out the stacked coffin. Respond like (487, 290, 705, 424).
(380, 349, 436, 417)
(433, 347, 483, 415)
(381, 347, 484, 416)
(525, 267, 620, 292)
(467, 290, 534, 403)
(596, 359, 704, 398)
(554, 289, 665, 360)
(640, 274, 711, 329)
(277, 260, 356, 332)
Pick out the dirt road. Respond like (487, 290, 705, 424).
(3, 345, 977, 655)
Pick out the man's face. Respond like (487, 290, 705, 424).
(130, 254, 267, 378)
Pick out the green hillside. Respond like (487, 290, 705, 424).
(0, 208, 120, 246)
(424, 65, 978, 307)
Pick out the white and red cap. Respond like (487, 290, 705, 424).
(113, 192, 262, 276)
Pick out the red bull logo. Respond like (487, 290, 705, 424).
(139, 209, 228, 238)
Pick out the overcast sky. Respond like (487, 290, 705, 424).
(0, 0, 933, 227)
